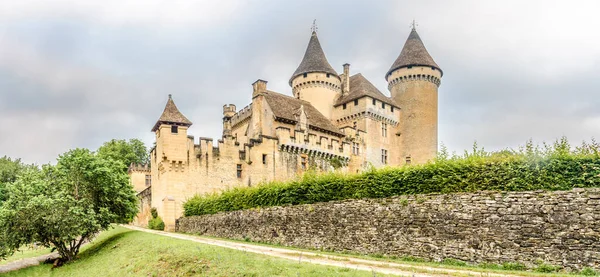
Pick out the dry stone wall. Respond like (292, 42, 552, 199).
(177, 188, 600, 270)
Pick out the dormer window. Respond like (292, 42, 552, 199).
(171, 126, 178, 134)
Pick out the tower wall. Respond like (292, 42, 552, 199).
(291, 72, 341, 119)
(388, 66, 441, 165)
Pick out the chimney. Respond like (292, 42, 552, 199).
(342, 63, 350, 94)
(252, 79, 268, 98)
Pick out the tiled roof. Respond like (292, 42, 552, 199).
(386, 28, 442, 78)
(261, 91, 343, 136)
(151, 95, 192, 132)
(335, 74, 399, 108)
(289, 31, 338, 85)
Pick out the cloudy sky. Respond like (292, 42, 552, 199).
(1, 0, 599, 164)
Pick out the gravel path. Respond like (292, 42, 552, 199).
(123, 225, 529, 277)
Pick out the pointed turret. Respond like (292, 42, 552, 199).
(387, 25, 443, 165)
(386, 27, 442, 80)
(289, 31, 338, 85)
(151, 94, 192, 132)
(289, 26, 342, 120)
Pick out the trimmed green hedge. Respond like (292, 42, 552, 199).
(184, 139, 600, 217)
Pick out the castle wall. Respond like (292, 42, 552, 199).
(178, 188, 600, 271)
(131, 187, 152, 227)
(389, 66, 441, 165)
(129, 170, 149, 193)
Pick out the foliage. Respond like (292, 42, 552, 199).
(0, 156, 31, 204)
(147, 207, 164, 230)
(148, 217, 165, 231)
(0, 149, 138, 263)
(534, 263, 561, 273)
(184, 137, 600, 217)
(580, 267, 599, 276)
(97, 138, 149, 171)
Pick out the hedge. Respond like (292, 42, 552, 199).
(183, 139, 600, 217)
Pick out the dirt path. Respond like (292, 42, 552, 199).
(0, 252, 59, 274)
(123, 225, 529, 277)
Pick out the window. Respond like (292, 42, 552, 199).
(239, 151, 246, 160)
(382, 102, 386, 109)
(303, 73, 307, 78)
(382, 123, 388, 137)
(352, 142, 360, 155)
(262, 154, 267, 165)
(372, 98, 376, 105)
(343, 103, 347, 109)
(354, 99, 358, 106)
(405, 156, 412, 165)
(391, 106, 394, 112)
(236, 164, 242, 178)
(301, 156, 307, 170)
(326, 73, 331, 78)
(353, 121, 357, 129)
(171, 125, 178, 134)
(381, 149, 388, 164)
(145, 175, 151, 187)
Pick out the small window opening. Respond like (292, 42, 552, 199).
(145, 175, 151, 187)
(239, 151, 246, 160)
(171, 125, 178, 134)
(262, 154, 267, 165)
(354, 99, 358, 106)
(343, 103, 347, 110)
(303, 73, 307, 78)
(301, 156, 307, 170)
(236, 164, 242, 178)
(382, 123, 388, 137)
(372, 98, 376, 105)
(382, 103, 386, 109)
(326, 73, 331, 78)
(381, 149, 388, 164)
(391, 106, 394, 112)
(405, 156, 412, 165)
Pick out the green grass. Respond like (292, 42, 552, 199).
(3, 226, 390, 277)
(192, 233, 596, 277)
(0, 247, 51, 265)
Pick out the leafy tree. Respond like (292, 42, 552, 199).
(0, 149, 138, 263)
(0, 156, 30, 204)
(97, 138, 149, 170)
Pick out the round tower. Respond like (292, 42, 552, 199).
(386, 26, 442, 165)
(290, 30, 341, 119)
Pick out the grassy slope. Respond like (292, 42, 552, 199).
(3, 226, 388, 277)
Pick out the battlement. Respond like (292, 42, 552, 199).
(128, 163, 150, 173)
(230, 104, 253, 127)
(223, 104, 236, 115)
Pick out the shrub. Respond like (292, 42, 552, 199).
(500, 262, 527, 271)
(148, 217, 165, 231)
(184, 138, 600, 217)
(151, 207, 158, 219)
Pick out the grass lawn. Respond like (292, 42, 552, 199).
(0, 247, 51, 265)
(2, 226, 390, 277)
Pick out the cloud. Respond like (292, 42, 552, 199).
(0, 0, 599, 163)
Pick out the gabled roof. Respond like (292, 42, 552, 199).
(386, 28, 442, 79)
(335, 74, 399, 108)
(261, 91, 343, 137)
(289, 31, 339, 85)
(151, 95, 192, 132)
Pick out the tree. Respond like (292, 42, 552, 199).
(0, 149, 138, 262)
(0, 156, 29, 204)
(97, 138, 149, 170)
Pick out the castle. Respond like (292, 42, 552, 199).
(130, 25, 443, 231)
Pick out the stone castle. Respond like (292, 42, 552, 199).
(130, 25, 443, 230)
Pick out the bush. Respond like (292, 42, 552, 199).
(184, 138, 600, 217)
(500, 262, 527, 271)
(150, 207, 158, 219)
(148, 217, 165, 231)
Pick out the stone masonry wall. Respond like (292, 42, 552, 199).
(177, 188, 600, 270)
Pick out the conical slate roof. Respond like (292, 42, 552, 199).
(386, 28, 442, 79)
(151, 94, 192, 132)
(289, 31, 338, 85)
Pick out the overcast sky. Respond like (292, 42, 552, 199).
(1, 0, 599, 164)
